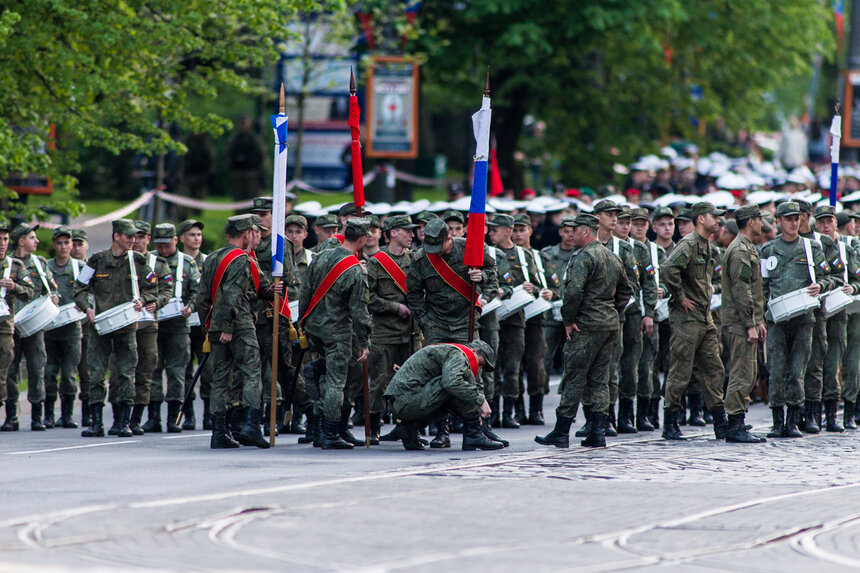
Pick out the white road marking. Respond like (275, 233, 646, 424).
(4, 441, 139, 455)
(160, 433, 212, 440)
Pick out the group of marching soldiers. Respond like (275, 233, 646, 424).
(2, 191, 860, 450)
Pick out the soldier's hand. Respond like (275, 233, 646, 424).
(641, 316, 654, 336)
(540, 288, 553, 301)
(86, 308, 96, 322)
(808, 283, 821, 297)
(844, 284, 855, 295)
(357, 347, 370, 363)
(657, 287, 664, 298)
(50, 294, 60, 305)
(133, 300, 143, 312)
(565, 323, 580, 340)
(397, 304, 411, 318)
(0, 278, 14, 289)
(145, 302, 156, 313)
(746, 326, 758, 344)
(181, 306, 192, 318)
(758, 323, 767, 343)
(479, 399, 492, 418)
(522, 282, 536, 294)
(220, 332, 233, 343)
(680, 298, 697, 313)
(468, 269, 482, 283)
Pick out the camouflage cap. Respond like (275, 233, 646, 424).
(652, 206, 675, 221)
(592, 199, 621, 214)
(513, 214, 532, 227)
(794, 198, 813, 214)
(153, 223, 177, 243)
(734, 204, 762, 222)
(10, 223, 38, 245)
(178, 219, 204, 236)
(225, 214, 262, 234)
(560, 215, 578, 228)
(442, 210, 465, 224)
(814, 205, 837, 220)
(725, 220, 739, 235)
(112, 219, 137, 236)
(251, 196, 273, 213)
(134, 220, 151, 235)
(486, 213, 515, 228)
(338, 203, 358, 218)
(469, 339, 495, 372)
(413, 211, 439, 224)
(617, 205, 632, 220)
(345, 217, 370, 236)
(762, 219, 773, 234)
(422, 218, 449, 254)
(690, 201, 726, 219)
(837, 211, 853, 227)
(71, 229, 88, 241)
(849, 210, 860, 219)
(315, 214, 340, 229)
(366, 214, 381, 229)
(630, 207, 650, 221)
(51, 226, 73, 240)
(571, 213, 600, 230)
(285, 214, 308, 230)
(0, 219, 10, 233)
(675, 208, 693, 222)
(382, 214, 417, 232)
(776, 201, 801, 217)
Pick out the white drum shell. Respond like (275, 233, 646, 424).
(289, 300, 299, 324)
(655, 298, 670, 322)
(481, 298, 502, 315)
(47, 303, 86, 331)
(550, 300, 563, 322)
(524, 297, 552, 321)
(0, 299, 9, 320)
(847, 295, 860, 315)
(496, 285, 535, 320)
(94, 302, 140, 335)
(710, 293, 722, 311)
(768, 289, 820, 323)
(157, 298, 185, 322)
(187, 313, 201, 327)
(14, 296, 60, 338)
(822, 288, 853, 318)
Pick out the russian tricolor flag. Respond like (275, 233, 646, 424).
(270, 112, 288, 277)
(464, 93, 491, 268)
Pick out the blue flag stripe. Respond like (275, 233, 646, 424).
(470, 161, 488, 214)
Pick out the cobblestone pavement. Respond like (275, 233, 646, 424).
(0, 375, 859, 572)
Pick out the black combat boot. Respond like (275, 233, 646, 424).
(2, 400, 19, 431)
(290, 407, 307, 435)
(783, 405, 803, 438)
(662, 409, 685, 440)
(166, 401, 183, 433)
(801, 401, 820, 434)
(81, 404, 104, 437)
(368, 412, 381, 445)
(430, 416, 451, 448)
(181, 401, 196, 431)
(678, 396, 688, 426)
(636, 399, 654, 431)
(502, 398, 520, 429)
(322, 418, 353, 449)
(687, 394, 706, 426)
(528, 394, 545, 425)
(236, 407, 270, 448)
(400, 422, 425, 450)
(30, 402, 46, 431)
(202, 399, 212, 430)
(228, 407, 245, 438)
(481, 417, 509, 447)
(710, 406, 729, 439)
(825, 400, 844, 433)
(845, 401, 857, 430)
(855, 401, 860, 425)
(129, 404, 145, 435)
(379, 420, 402, 441)
(462, 415, 504, 451)
(767, 407, 785, 438)
(581, 412, 607, 447)
(81, 400, 92, 427)
(616, 399, 638, 434)
(702, 397, 714, 424)
(42, 399, 56, 429)
(60, 397, 78, 428)
(648, 397, 661, 429)
(298, 411, 317, 444)
(575, 406, 592, 437)
(275, 403, 288, 435)
(605, 407, 618, 437)
(142, 401, 162, 433)
(534, 415, 573, 448)
(210, 415, 240, 449)
(726, 413, 766, 443)
(313, 415, 323, 447)
(107, 403, 120, 435)
(339, 410, 365, 446)
(350, 395, 364, 427)
(450, 416, 464, 433)
(489, 396, 500, 427)
(116, 403, 133, 438)
(514, 396, 527, 425)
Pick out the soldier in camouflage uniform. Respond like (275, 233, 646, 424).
(7, 223, 60, 431)
(179, 219, 213, 430)
(367, 215, 419, 444)
(535, 213, 632, 448)
(383, 340, 502, 451)
(760, 201, 833, 438)
(720, 204, 768, 443)
(74, 219, 158, 438)
(443, 211, 466, 238)
(71, 229, 92, 426)
(650, 207, 676, 428)
(311, 214, 340, 253)
(45, 227, 83, 428)
(661, 202, 729, 441)
(540, 216, 577, 389)
(149, 224, 200, 434)
(198, 214, 281, 449)
(0, 221, 34, 432)
(814, 205, 859, 432)
(298, 217, 372, 450)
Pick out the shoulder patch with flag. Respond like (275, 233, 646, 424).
(146, 271, 156, 282)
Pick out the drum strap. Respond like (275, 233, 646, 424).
(839, 241, 849, 283)
(515, 246, 531, 283)
(531, 249, 548, 289)
(612, 237, 621, 258)
(300, 255, 360, 328)
(30, 256, 51, 295)
(0, 258, 12, 299)
(175, 253, 184, 300)
(802, 238, 816, 284)
(70, 258, 79, 281)
(128, 251, 140, 300)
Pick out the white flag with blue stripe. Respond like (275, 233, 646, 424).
(270, 113, 288, 277)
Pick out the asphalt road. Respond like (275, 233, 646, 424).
(1, 376, 859, 572)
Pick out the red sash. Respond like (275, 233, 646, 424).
(300, 255, 360, 327)
(250, 251, 288, 317)
(334, 234, 345, 244)
(205, 248, 246, 330)
(445, 343, 479, 377)
(426, 253, 480, 308)
(372, 251, 407, 294)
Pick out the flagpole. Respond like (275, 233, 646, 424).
(269, 84, 287, 446)
(466, 71, 491, 342)
(830, 100, 842, 207)
(349, 67, 372, 447)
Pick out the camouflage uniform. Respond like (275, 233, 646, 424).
(0, 254, 34, 412)
(619, 237, 657, 404)
(842, 235, 860, 406)
(185, 250, 212, 403)
(637, 238, 665, 400)
(478, 246, 512, 404)
(287, 244, 314, 415)
(45, 257, 83, 404)
(602, 236, 639, 410)
(540, 240, 575, 377)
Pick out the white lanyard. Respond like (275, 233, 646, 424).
(30, 256, 51, 294)
(515, 246, 531, 283)
(649, 242, 661, 288)
(175, 253, 184, 299)
(531, 249, 547, 289)
(0, 258, 12, 299)
(839, 240, 849, 283)
(802, 238, 816, 284)
(129, 251, 141, 300)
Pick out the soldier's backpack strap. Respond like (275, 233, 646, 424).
(372, 251, 407, 294)
(442, 343, 479, 378)
(205, 248, 246, 330)
(426, 253, 481, 310)
(299, 254, 360, 328)
(802, 238, 817, 285)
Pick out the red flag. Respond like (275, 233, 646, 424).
(349, 83, 365, 209)
(489, 146, 504, 197)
